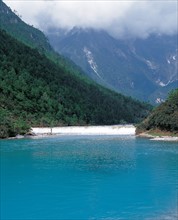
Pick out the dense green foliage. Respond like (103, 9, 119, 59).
(0, 30, 150, 138)
(0, 108, 30, 138)
(136, 89, 178, 134)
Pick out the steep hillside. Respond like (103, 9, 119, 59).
(0, 0, 89, 80)
(47, 27, 178, 103)
(0, 30, 151, 138)
(136, 89, 178, 134)
(0, 0, 52, 52)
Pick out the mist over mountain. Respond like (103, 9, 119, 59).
(47, 27, 178, 104)
(4, 0, 177, 39)
(3, 0, 178, 103)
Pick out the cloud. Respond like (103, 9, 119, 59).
(4, 0, 178, 39)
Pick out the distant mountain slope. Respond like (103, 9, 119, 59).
(0, 30, 151, 138)
(47, 27, 178, 103)
(136, 89, 178, 134)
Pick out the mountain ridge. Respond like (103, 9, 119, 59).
(0, 0, 52, 52)
(47, 27, 178, 104)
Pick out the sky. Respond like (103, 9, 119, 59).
(4, 0, 178, 39)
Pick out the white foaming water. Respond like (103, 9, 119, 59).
(32, 125, 136, 136)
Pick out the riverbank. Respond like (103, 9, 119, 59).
(5, 126, 178, 141)
(137, 131, 178, 142)
(31, 125, 136, 136)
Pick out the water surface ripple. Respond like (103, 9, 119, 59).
(0, 136, 178, 219)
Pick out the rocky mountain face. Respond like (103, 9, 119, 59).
(47, 27, 178, 104)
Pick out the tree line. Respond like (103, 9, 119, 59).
(136, 89, 178, 134)
(0, 30, 151, 138)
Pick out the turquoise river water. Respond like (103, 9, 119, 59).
(0, 135, 178, 219)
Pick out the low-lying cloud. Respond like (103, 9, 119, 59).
(4, 0, 178, 39)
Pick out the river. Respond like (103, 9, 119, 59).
(0, 135, 177, 219)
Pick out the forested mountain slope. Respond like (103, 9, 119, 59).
(0, 0, 52, 52)
(136, 89, 178, 134)
(0, 0, 89, 80)
(0, 30, 151, 138)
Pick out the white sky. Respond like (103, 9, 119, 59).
(4, 0, 178, 39)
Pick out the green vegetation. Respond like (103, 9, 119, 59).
(0, 0, 52, 52)
(0, 0, 88, 81)
(136, 89, 178, 134)
(0, 1, 151, 138)
(0, 109, 30, 138)
(0, 30, 150, 138)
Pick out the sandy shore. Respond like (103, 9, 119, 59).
(137, 133, 178, 142)
(31, 125, 136, 136)
(150, 136, 178, 141)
